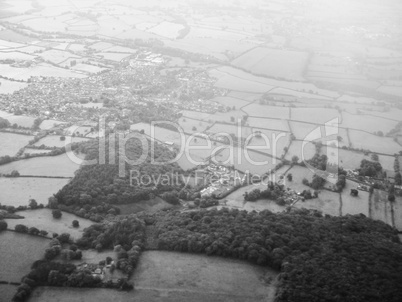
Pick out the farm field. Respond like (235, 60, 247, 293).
(292, 189, 340, 217)
(117, 197, 173, 215)
(0, 231, 49, 282)
(208, 123, 253, 140)
(0, 132, 33, 157)
(4, 115, 35, 128)
(341, 112, 397, 133)
(284, 141, 316, 162)
(30, 251, 277, 302)
(178, 117, 209, 134)
(209, 68, 275, 93)
(247, 130, 290, 158)
(0, 177, 69, 207)
(348, 130, 401, 155)
(243, 104, 290, 119)
(370, 190, 394, 228)
(215, 147, 277, 175)
(164, 38, 254, 62)
(147, 21, 184, 39)
(33, 135, 90, 148)
(5, 209, 93, 240)
(0, 79, 28, 94)
(0, 284, 17, 302)
(393, 196, 402, 232)
(322, 147, 369, 170)
(247, 117, 289, 132)
(377, 85, 402, 97)
(212, 96, 251, 109)
(0, 63, 87, 81)
(232, 47, 308, 81)
(341, 180, 370, 217)
(39, 119, 66, 130)
(0, 151, 83, 177)
(132, 251, 277, 302)
(291, 107, 339, 125)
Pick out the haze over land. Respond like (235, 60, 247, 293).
(0, 0, 402, 301)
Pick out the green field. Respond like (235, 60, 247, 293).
(0, 132, 33, 157)
(232, 47, 308, 81)
(5, 208, 93, 240)
(0, 151, 83, 177)
(0, 231, 49, 282)
(0, 177, 69, 207)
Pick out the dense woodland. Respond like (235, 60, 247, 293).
(151, 208, 402, 302)
(55, 137, 185, 213)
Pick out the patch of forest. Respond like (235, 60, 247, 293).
(54, 136, 185, 217)
(150, 208, 402, 302)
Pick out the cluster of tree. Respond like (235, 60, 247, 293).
(244, 182, 289, 205)
(0, 117, 10, 128)
(76, 216, 145, 278)
(0, 219, 7, 231)
(48, 197, 119, 223)
(359, 159, 383, 177)
(152, 208, 402, 302)
(14, 224, 49, 237)
(194, 197, 219, 208)
(302, 174, 326, 190)
(55, 138, 185, 212)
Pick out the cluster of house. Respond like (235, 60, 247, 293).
(198, 164, 240, 198)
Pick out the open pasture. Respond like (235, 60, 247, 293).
(4, 115, 35, 128)
(0, 50, 34, 61)
(212, 96, 251, 109)
(0, 151, 83, 177)
(243, 103, 290, 119)
(209, 68, 275, 92)
(97, 52, 131, 62)
(39, 49, 80, 64)
(291, 107, 340, 125)
(0, 132, 33, 157)
(0, 284, 17, 302)
(215, 147, 277, 175)
(0, 63, 87, 81)
(232, 47, 308, 81)
(148, 21, 184, 39)
(131, 251, 277, 302)
(33, 135, 89, 148)
(227, 91, 262, 102)
(208, 123, 253, 140)
(377, 85, 402, 97)
(341, 180, 369, 217)
(5, 208, 93, 240)
(247, 129, 290, 158)
(0, 177, 69, 207)
(0, 79, 28, 94)
(39, 119, 66, 130)
(178, 117, 209, 134)
(322, 146, 369, 170)
(284, 140, 316, 162)
(341, 112, 397, 134)
(247, 117, 289, 132)
(0, 231, 48, 282)
(348, 130, 401, 155)
(293, 189, 340, 216)
(371, 190, 394, 228)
